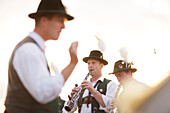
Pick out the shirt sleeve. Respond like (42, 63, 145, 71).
(99, 81, 118, 110)
(13, 43, 65, 104)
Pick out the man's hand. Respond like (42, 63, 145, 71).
(69, 41, 78, 64)
(61, 42, 78, 82)
(70, 84, 80, 97)
(110, 98, 118, 108)
(105, 98, 119, 113)
(67, 84, 80, 104)
(81, 80, 95, 93)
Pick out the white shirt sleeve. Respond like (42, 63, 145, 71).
(99, 81, 118, 110)
(13, 43, 65, 104)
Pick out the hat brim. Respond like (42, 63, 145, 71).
(28, 11, 74, 20)
(109, 68, 137, 75)
(83, 57, 108, 65)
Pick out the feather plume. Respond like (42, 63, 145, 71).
(119, 47, 129, 63)
(95, 33, 106, 52)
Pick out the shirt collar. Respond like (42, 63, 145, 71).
(91, 75, 105, 83)
(123, 78, 135, 90)
(98, 75, 105, 82)
(28, 32, 46, 51)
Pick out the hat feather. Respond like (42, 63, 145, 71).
(119, 47, 129, 63)
(95, 34, 106, 52)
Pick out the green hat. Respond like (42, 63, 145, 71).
(83, 50, 108, 65)
(109, 60, 137, 74)
(28, 0, 74, 20)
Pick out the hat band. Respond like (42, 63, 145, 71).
(37, 10, 66, 14)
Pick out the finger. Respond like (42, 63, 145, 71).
(72, 88, 76, 92)
(75, 88, 80, 91)
(70, 41, 78, 52)
(81, 84, 86, 87)
(72, 41, 78, 48)
(72, 88, 79, 92)
(81, 80, 89, 85)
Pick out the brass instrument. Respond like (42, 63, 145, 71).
(64, 71, 91, 112)
(109, 84, 121, 113)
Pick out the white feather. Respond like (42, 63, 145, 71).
(119, 47, 129, 63)
(95, 34, 106, 52)
(98, 39, 106, 52)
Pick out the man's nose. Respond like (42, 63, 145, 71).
(62, 23, 65, 29)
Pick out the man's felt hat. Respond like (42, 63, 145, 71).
(28, 0, 74, 20)
(83, 50, 108, 65)
(109, 60, 137, 74)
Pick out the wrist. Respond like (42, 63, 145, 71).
(93, 89, 98, 95)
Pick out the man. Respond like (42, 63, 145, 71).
(64, 50, 118, 113)
(108, 60, 149, 113)
(4, 0, 78, 113)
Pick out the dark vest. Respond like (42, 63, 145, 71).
(5, 37, 65, 113)
(78, 78, 111, 113)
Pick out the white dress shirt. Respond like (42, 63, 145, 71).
(13, 32, 65, 104)
(80, 75, 117, 113)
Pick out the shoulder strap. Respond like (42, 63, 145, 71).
(92, 78, 111, 113)
(22, 37, 50, 72)
(97, 78, 111, 94)
(78, 88, 86, 113)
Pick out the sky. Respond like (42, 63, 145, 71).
(0, 0, 170, 112)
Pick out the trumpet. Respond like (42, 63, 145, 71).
(109, 84, 121, 113)
(64, 71, 91, 112)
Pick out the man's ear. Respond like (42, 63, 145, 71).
(39, 16, 48, 26)
(100, 63, 104, 69)
(128, 70, 132, 75)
